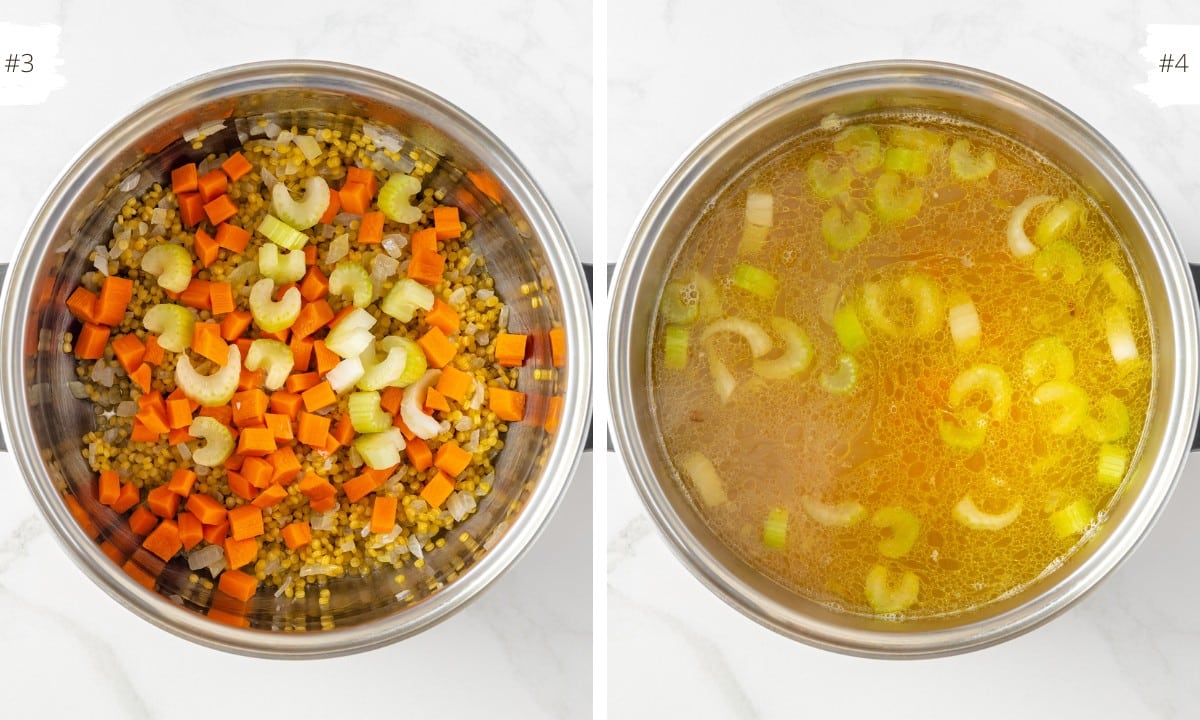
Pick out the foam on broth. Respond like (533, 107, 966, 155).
(650, 114, 1154, 619)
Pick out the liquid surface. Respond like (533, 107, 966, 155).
(651, 116, 1154, 618)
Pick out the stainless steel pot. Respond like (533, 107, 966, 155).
(0, 60, 591, 657)
(609, 61, 1199, 657)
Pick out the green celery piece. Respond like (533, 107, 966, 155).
(248, 278, 302, 333)
(871, 172, 922, 223)
(800, 495, 865, 527)
(806, 154, 853, 199)
(1034, 199, 1083, 246)
(938, 409, 988, 450)
(271, 176, 330, 231)
(890, 126, 946, 152)
(1031, 380, 1088, 435)
(821, 206, 871, 251)
(329, 262, 375, 308)
(1096, 444, 1128, 486)
(899, 273, 945, 338)
(731, 263, 778, 299)
(662, 324, 690, 370)
(245, 338, 295, 390)
(948, 139, 996, 180)
(819, 354, 859, 395)
(865, 565, 919, 614)
(832, 303, 868, 352)
(140, 243, 193, 293)
(377, 174, 423, 224)
(952, 495, 1022, 531)
(388, 337, 427, 388)
(833, 125, 882, 173)
(1099, 261, 1138, 306)
(1034, 241, 1084, 286)
(873, 506, 920, 559)
(381, 278, 435, 322)
(189, 416, 235, 467)
(1081, 394, 1130, 442)
(949, 363, 1012, 421)
(348, 391, 393, 433)
(1023, 337, 1075, 385)
(762, 507, 788, 549)
(257, 243, 307, 284)
(143, 303, 196, 353)
(176, 345, 241, 407)
(353, 428, 406, 470)
(660, 280, 699, 325)
(753, 317, 813, 379)
(883, 147, 930, 176)
(256, 214, 308, 250)
(1050, 498, 1095, 538)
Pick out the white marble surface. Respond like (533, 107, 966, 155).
(0, 1, 591, 719)
(608, 1, 1200, 718)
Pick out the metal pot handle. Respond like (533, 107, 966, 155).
(1190, 263, 1200, 451)
(0, 262, 6, 452)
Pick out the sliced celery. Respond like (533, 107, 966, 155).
(947, 291, 981, 353)
(1033, 199, 1083, 246)
(821, 206, 871, 251)
(140, 243, 193, 293)
(883, 147, 930, 176)
(1049, 498, 1094, 538)
(861, 282, 899, 337)
(865, 565, 919, 614)
(691, 272, 722, 322)
(800, 495, 865, 527)
(1023, 337, 1075, 385)
(257, 243, 307, 284)
(832, 303, 868, 352)
(899, 273, 945, 338)
(871, 172, 922, 223)
(386, 336, 427, 388)
(358, 338, 418, 390)
(188, 416, 234, 467)
(380, 278, 435, 322)
(249, 278, 302, 333)
(327, 357, 365, 394)
(938, 410, 988, 450)
(660, 281, 699, 325)
(1096, 444, 1128, 486)
(663, 324, 690, 370)
(707, 353, 735, 403)
(329, 262, 375, 308)
(1081, 394, 1130, 442)
(806, 154, 853, 199)
(739, 189, 773, 255)
(949, 364, 1012, 421)
(256, 214, 308, 250)
(948, 139, 996, 180)
(143, 303, 195, 353)
(353, 427, 406, 470)
(952, 495, 1022, 531)
(271, 176, 330, 231)
(679, 451, 728, 507)
(176, 345, 241, 407)
(890, 126, 946, 152)
(753, 317, 813, 380)
(324, 307, 377, 359)
(377, 174, 424, 224)
(245, 338, 294, 390)
(762, 507, 788, 549)
(731, 263, 778, 299)
(1006, 195, 1054, 258)
(348, 391, 393, 433)
(700, 318, 772, 358)
(401, 369, 443, 440)
(873, 506, 919, 559)
(1031, 380, 1088, 435)
(819, 354, 859, 395)
(1100, 261, 1138, 306)
(1034, 241, 1083, 284)
(833, 125, 882, 173)
(1104, 306, 1139, 366)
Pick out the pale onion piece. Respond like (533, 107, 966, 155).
(1031, 380, 1088, 435)
(377, 174, 424, 224)
(865, 565, 919, 614)
(753, 317, 814, 380)
(401, 369, 444, 440)
(1006, 195, 1055, 258)
(744, 189, 774, 227)
(329, 262, 375, 308)
(226, 260, 259, 291)
(176, 345, 241, 407)
(707, 354, 736, 403)
(1100, 261, 1138, 306)
(187, 544, 225, 571)
(188, 415, 235, 466)
(800, 496, 865, 527)
(952, 495, 1023, 531)
(245, 338, 294, 390)
(248, 279, 302, 333)
(292, 134, 321, 162)
(324, 307, 378, 358)
(947, 292, 981, 353)
(143, 303, 196, 353)
(271, 175, 330, 230)
(325, 233, 350, 265)
(948, 363, 1012, 421)
(326, 357, 365, 394)
(387, 336, 427, 387)
(701, 318, 772, 358)
(872, 506, 920, 559)
(257, 243, 307, 284)
(139, 243, 193, 293)
(1104, 306, 1139, 365)
(678, 451, 728, 507)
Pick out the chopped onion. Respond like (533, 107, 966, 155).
(115, 400, 138, 417)
(326, 357, 366, 394)
(947, 293, 981, 353)
(679, 450, 728, 507)
(68, 381, 88, 400)
(381, 234, 408, 258)
(187, 544, 224, 571)
(293, 134, 321, 161)
(299, 562, 341, 578)
(701, 317, 772, 357)
(1007, 195, 1054, 258)
(311, 509, 337, 531)
(274, 576, 293, 598)
(325, 233, 350, 265)
(1105, 306, 1139, 365)
(118, 172, 141, 192)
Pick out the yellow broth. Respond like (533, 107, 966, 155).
(650, 116, 1154, 618)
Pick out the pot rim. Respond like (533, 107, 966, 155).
(0, 59, 592, 658)
(608, 59, 1199, 658)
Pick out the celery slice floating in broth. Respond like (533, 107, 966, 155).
(1034, 199, 1083, 246)
(952, 495, 1023, 531)
(731, 263, 778, 299)
(833, 125, 882, 173)
(949, 364, 1012, 421)
(821, 206, 871, 251)
(1050, 498, 1095, 538)
(762, 507, 788, 549)
(832, 303, 868, 352)
(701, 317, 772, 357)
(883, 146, 930, 176)
(1096, 444, 1128, 486)
(1006, 195, 1054, 258)
(662, 325, 690, 370)
(806, 154, 853, 199)
(1081, 394, 1130, 442)
(1031, 380, 1089, 435)
(948, 138, 996, 180)
(659, 280, 699, 325)
(818, 354, 859, 395)
(872, 506, 920, 559)
(752, 317, 813, 380)
(1034, 241, 1084, 284)
(679, 451, 727, 507)
(938, 410, 988, 450)
(871, 172, 922, 223)
(1023, 337, 1075, 385)
(739, 189, 773, 255)
(865, 565, 919, 614)
(800, 495, 865, 527)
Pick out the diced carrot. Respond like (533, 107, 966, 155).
(304, 244, 317, 265)
(143, 334, 165, 365)
(123, 558, 158, 590)
(298, 471, 335, 500)
(172, 163, 198, 194)
(411, 228, 438, 256)
(236, 427, 277, 457)
(331, 412, 355, 446)
(285, 371, 321, 394)
(180, 278, 213, 310)
(209, 282, 236, 316)
(165, 398, 192, 429)
(215, 223, 250, 253)
(167, 468, 196, 496)
(435, 367, 472, 405)
(224, 536, 259, 570)
(251, 483, 288, 509)
(260, 327, 290, 345)
(168, 427, 191, 445)
(74, 322, 109, 360)
(370, 495, 398, 534)
(345, 166, 378, 197)
(235, 337, 254, 360)
(408, 249, 446, 286)
(198, 405, 233, 426)
(100, 539, 126, 565)
(434, 441, 472, 477)
(186, 493, 226, 525)
(129, 418, 155, 443)
(128, 506, 158, 535)
(321, 431, 341, 455)
(495, 333, 528, 367)
(237, 368, 263, 392)
(129, 363, 153, 393)
(301, 381, 337, 412)
(339, 181, 371, 215)
(98, 470, 121, 506)
(231, 388, 268, 428)
(299, 266, 329, 302)
(228, 505, 264, 540)
(400, 438, 431, 474)
(67, 287, 99, 323)
(393, 411, 415, 440)
(267, 445, 301, 484)
(94, 275, 134, 326)
(489, 386, 526, 422)
(548, 327, 567, 368)
(269, 391, 303, 419)
(190, 322, 227, 366)
(142, 519, 182, 561)
(318, 188, 341, 224)
(289, 335, 314, 372)
(221, 152, 253, 182)
(220, 310, 252, 342)
(291, 300, 335, 340)
(224, 453, 245, 471)
(424, 298, 460, 335)
(147, 486, 179, 518)
(197, 169, 228, 203)
(226, 470, 257, 501)
(380, 385, 404, 415)
(177, 511, 203, 551)
(420, 471, 455, 508)
(433, 205, 462, 240)
(358, 210, 384, 244)
(203, 194, 238, 225)
(297, 411, 331, 447)
(63, 494, 98, 538)
(312, 341, 339, 375)
(545, 394, 564, 434)
(417, 327, 456, 369)
(136, 404, 170, 435)
(138, 389, 165, 414)
(112, 481, 141, 513)
(207, 607, 248, 628)
(342, 473, 379, 503)
(310, 494, 338, 512)
(241, 456, 273, 489)
(110, 333, 145, 374)
(423, 387, 450, 414)
(192, 228, 220, 267)
(280, 521, 312, 550)
(218, 568, 258, 602)
(202, 519, 229, 546)
(263, 413, 294, 443)
(178, 192, 205, 227)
